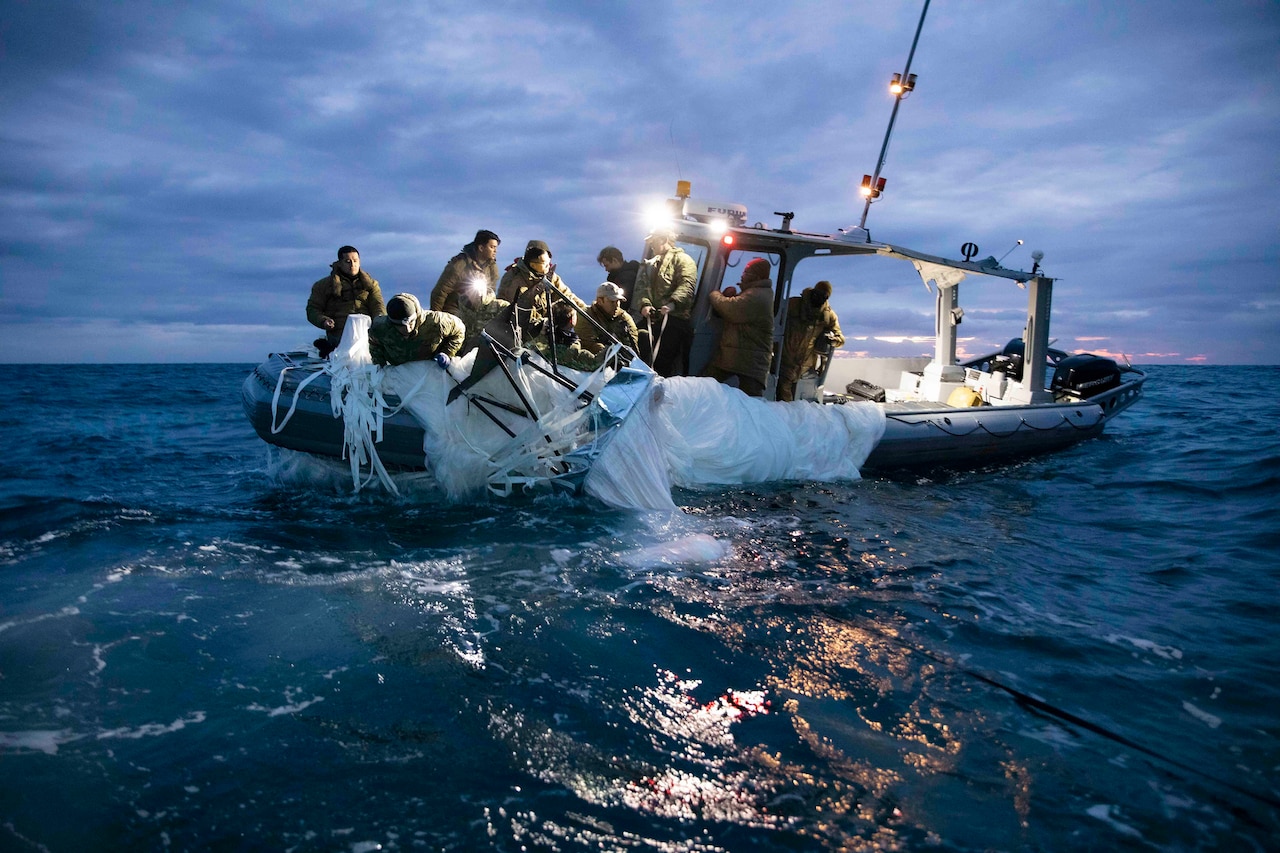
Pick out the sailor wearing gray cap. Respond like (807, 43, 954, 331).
(578, 281, 639, 361)
(596, 282, 626, 302)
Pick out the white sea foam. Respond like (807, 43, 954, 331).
(0, 729, 77, 755)
(1181, 700, 1222, 729)
(247, 696, 325, 717)
(247, 685, 326, 716)
(96, 711, 207, 740)
(0, 605, 80, 634)
(1085, 804, 1145, 839)
(622, 534, 730, 569)
(1104, 634, 1184, 661)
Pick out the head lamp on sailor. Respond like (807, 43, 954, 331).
(386, 293, 421, 335)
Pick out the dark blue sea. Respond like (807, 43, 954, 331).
(1, 364, 1277, 851)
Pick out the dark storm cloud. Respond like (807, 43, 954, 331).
(0, 0, 1276, 363)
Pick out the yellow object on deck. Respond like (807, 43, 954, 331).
(947, 387, 984, 408)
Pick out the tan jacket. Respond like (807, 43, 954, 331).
(708, 277, 774, 384)
(497, 261, 586, 336)
(780, 290, 844, 383)
(429, 247, 500, 313)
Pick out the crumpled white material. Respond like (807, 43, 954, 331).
(379, 349, 615, 502)
(650, 377, 886, 487)
(324, 317, 887, 508)
(327, 315, 400, 494)
(583, 392, 678, 511)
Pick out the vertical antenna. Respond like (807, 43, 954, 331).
(858, 0, 931, 229)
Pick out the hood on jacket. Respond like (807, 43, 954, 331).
(329, 263, 371, 288)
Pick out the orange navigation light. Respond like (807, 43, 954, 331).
(675, 180, 692, 198)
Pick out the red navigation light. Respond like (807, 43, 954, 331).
(722, 234, 735, 246)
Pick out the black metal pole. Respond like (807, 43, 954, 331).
(859, 0, 931, 229)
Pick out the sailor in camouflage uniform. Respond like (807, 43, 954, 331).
(368, 293, 465, 368)
(454, 284, 511, 356)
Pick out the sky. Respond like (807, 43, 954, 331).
(1, 0, 1277, 365)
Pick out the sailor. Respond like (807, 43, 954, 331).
(497, 240, 587, 336)
(307, 246, 386, 358)
(777, 280, 845, 402)
(454, 280, 511, 356)
(577, 282, 639, 363)
(634, 228, 697, 377)
(705, 258, 775, 397)
(596, 246, 642, 308)
(368, 293, 465, 368)
(429, 229, 501, 314)
(532, 300, 603, 372)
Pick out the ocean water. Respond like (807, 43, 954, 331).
(1, 363, 1277, 851)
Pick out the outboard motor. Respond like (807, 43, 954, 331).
(988, 338, 1026, 381)
(1051, 354, 1121, 399)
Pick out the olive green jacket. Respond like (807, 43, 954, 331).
(429, 247, 499, 313)
(368, 310, 465, 367)
(455, 297, 511, 355)
(497, 261, 585, 311)
(707, 277, 775, 384)
(496, 261, 587, 339)
(779, 290, 844, 383)
(307, 266, 385, 331)
(576, 302, 639, 356)
(634, 248, 697, 319)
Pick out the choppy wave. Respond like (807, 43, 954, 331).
(0, 364, 1276, 850)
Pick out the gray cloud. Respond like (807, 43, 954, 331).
(1, 0, 1277, 363)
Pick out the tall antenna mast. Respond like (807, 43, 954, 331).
(858, 0, 931, 229)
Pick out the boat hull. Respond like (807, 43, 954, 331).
(241, 352, 429, 469)
(863, 401, 1102, 471)
(243, 354, 1145, 478)
(860, 374, 1144, 471)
